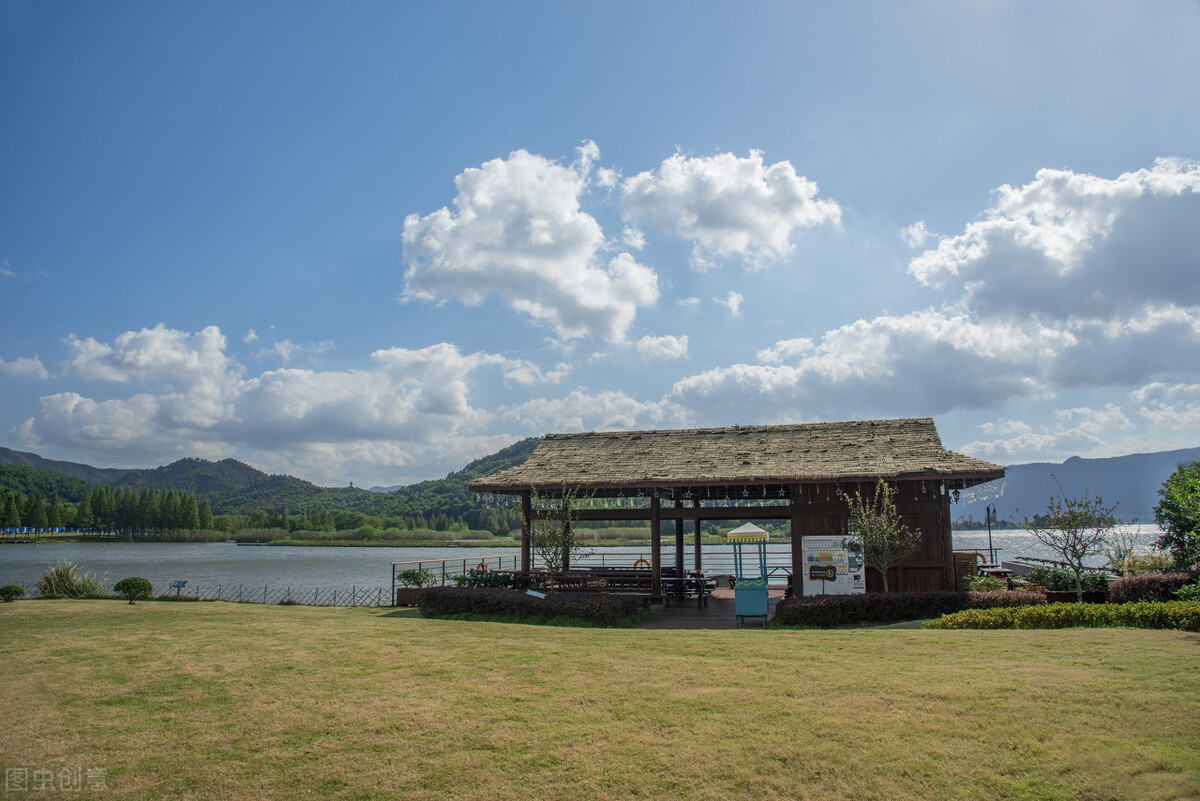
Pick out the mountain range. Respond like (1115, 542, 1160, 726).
(2, 441, 1197, 526)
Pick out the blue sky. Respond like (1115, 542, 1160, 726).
(2, 1, 1198, 487)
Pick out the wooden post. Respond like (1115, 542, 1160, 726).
(693, 497, 702, 572)
(674, 498, 685, 601)
(521, 490, 532, 575)
(650, 491, 662, 599)
(789, 483, 802, 598)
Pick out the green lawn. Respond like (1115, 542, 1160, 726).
(1, 601, 1197, 801)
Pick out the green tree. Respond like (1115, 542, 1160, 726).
(197, 499, 214, 530)
(1154, 459, 1200, 568)
(180, 494, 201, 530)
(2, 493, 21, 528)
(74, 489, 95, 531)
(113, 577, 153, 604)
(1023, 478, 1119, 602)
(525, 485, 588, 580)
(46, 494, 62, 528)
(842, 481, 922, 594)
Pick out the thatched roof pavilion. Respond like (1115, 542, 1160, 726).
(469, 418, 1003, 597)
(471, 417, 1002, 495)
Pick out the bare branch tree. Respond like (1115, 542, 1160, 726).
(1024, 477, 1119, 601)
(843, 481, 922, 594)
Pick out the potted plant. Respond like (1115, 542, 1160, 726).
(395, 568, 436, 606)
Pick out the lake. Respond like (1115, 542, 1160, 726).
(0, 524, 1162, 594)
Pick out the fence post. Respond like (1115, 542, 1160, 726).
(352, 586, 356, 606)
(264, 585, 268, 604)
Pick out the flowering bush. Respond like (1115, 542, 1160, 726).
(925, 601, 1200, 631)
(1108, 569, 1200, 603)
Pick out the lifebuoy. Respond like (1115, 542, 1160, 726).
(597, 577, 609, 588)
(475, 562, 489, 572)
(633, 558, 651, 570)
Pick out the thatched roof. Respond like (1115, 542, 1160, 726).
(469, 418, 1003, 494)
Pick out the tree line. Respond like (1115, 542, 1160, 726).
(1, 485, 213, 534)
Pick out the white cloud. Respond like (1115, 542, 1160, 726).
(677, 297, 700, 307)
(908, 157, 1200, 323)
(10, 325, 556, 486)
(756, 338, 813, 365)
(635, 334, 689, 360)
(502, 360, 571, 387)
(401, 145, 658, 342)
(243, 328, 259, 344)
(900, 220, 934, 249)
(0, 355, 48, 380)
(621, 149, 841, 271)
(667, 159, 1200, 434)
(503, 389, 689, 434)
(715, 291, 744, 317)
(255, 338, 335, 366)
(961, 387, 1199, 464)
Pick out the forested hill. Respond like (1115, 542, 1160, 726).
(0, 437, 541, 528)
(0, 446, 132, 485)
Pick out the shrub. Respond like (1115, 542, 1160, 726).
(396, 568, 437, 588)
(37, 562, 104, 599)
(1109, 569, 1200, 603)
(772, 590, 1045, 628)
(0, 585, 24, 602)
(964, 575, 1008, 592)
(419, 586, 638, 626)
(925, 601, 1200, 631)
(1178, 581, 1200, 603)
(113, 577, 153, 604)
(1021, 566, 1111, 593)
(1116, 552, 1174, 576)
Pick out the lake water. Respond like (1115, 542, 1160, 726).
(0, 524, 1162, 594)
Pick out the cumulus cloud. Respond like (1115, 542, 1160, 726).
(0, 355, 48, 380)
(621, 150, 841, 271)
(756, 338, 813, 365)
(962, 384, 1200, 464)
(503, 389, 689, 434)
(401, 144, 658, 342)
(908, 157, 1200, 322)
(667, 159, 1200, 430)
(716, 291, 744, 317)
(10, 325, 556, 485)
(900, 220, 934, 249)
(635, 334, 689, 360)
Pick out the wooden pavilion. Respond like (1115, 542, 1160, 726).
(468, 418, 1004, 597)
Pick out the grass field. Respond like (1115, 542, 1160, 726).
(1, 601, 1197, 801)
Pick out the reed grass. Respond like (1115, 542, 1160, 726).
(0, 601, 1196, 800)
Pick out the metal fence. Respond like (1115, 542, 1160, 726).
(10, 582, 391, 607)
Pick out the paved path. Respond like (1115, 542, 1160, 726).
(634, 582, 786, 630)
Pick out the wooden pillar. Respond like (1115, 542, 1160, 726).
(520, 491, 532, 574)
(693, 497, 702, 572)
(650, 491, 662, 599)
(674, 498, 685, 600)
(789, 483, 802, 598)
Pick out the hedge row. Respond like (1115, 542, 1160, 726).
(1108, 569, 1200, 604)
(924, 600, 1200, 631)
(418, 586, 639, 626)
(773, 590, 1045, 628)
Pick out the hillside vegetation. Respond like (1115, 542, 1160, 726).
(0, 438, 539, 536)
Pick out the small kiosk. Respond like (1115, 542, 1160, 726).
(727, 523, 770, 628)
